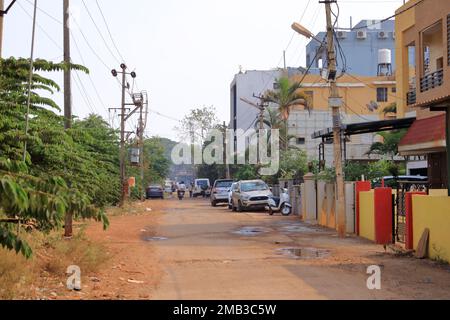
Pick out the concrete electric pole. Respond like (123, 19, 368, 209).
(63, 0, 72, 130)
(63, 0, 73, 238)
(0, 0, 4, 58)
(111, 64, 138, 207)
(0, 0, 17, 57)
(324, 0, 346, 238)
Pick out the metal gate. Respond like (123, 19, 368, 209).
(393, 181, 428, 244)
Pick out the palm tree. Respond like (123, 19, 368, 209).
(382, 102, 397, 116)
(256, 108, 296, 151)
(262, 77, 309, 151)
(366, 130, 407, 160)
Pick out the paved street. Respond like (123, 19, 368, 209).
(140, 197, 450, 300)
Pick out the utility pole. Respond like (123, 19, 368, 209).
(0, 0, 4, 58)
(63, 0, 72, 130)
(22, 0, 38, 162)
(0, 0, 17, 57)
(138, 94, 148, 202)
(63, 0, 73, 237)
(120, 64, 127, 206)
(111, 65, 138, 207)
(323, 0, 346, 237)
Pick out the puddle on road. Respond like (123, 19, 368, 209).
(277, 247, 330, 259)
(232, 226, 270, 236)
(143, 236, 169, 241)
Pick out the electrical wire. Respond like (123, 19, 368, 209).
(95, 0, 126, 63)
(70, 31, 109, 114)
(336, 0, 424, 31)
(80, 0, 121, 65)
(18, 1, 62, 51)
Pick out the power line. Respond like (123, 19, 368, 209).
(94, 0, 126, 63)
(80, 0, 121, 65)
(70, 30, 109, 114)
(72, 72, 96, 114)
(24, 0, 62, 25)
(18, 1, 62, 51)
(336, 0, 424, 31)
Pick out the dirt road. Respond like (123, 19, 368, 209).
(85, 197, 450, 300)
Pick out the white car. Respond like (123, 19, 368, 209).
(230, 180, 272, 212)
(193, 178, 211, 197)
(228, 182, 238, 209)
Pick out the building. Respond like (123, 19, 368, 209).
(306, 19, 396, 77)
(229, 68, 304, 132)
(396, 0, 450, 190)
(229, 67, 402, 165)
(289, 73, 400, 165)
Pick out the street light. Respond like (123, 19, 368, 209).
(291, 22, 323, 44)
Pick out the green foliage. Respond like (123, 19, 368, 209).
(0, 57, 113, 257)
(128, 137, 171, 198)
(262, 77, 309, 121)
(344, 160, 405, 182)
(367, 130, 407, 159)
(175, 106, 220, 145)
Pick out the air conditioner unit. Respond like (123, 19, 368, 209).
(378, 31, 388, 39)
(356, 30, 367, 39)
(336, 31, 347, 39)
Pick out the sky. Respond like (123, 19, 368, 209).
(3, 0, 405, 141)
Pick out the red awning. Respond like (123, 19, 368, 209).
(398, 114, 446, 155)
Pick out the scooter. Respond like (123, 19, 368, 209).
(268, 188, 292, 216)
(177, 190, 185, 200)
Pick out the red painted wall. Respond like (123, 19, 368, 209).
(405, 192, 427, 250)
(355, 181, 371, 236)
(374, 188, 393, 245)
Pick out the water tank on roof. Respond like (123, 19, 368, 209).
(378, 49, 392, 65)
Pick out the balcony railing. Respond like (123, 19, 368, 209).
(407, 90, 416, 105)
(420, 69, 444, 92)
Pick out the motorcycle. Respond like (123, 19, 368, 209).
(268, 188, 292, 216)
(177, 190, 185, 200)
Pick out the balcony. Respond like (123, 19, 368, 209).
(407, 90, 417, 105)
(420, 69, 444, 92)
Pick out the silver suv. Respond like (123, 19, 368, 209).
(230, 180, 272, 212)
(211, 179, 234, 207)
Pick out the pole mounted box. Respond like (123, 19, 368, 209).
(328, 97, 343, 108)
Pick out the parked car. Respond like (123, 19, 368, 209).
(372, 175, 428, 188)
(146, 185, 164, 199)
(193, 178, 211, 197)
(164, 182, 173, 193)
(211, 179, 234, 207)
(230, 180, 272, 212)
(228, 182, 238, 209)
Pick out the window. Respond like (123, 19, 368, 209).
(297, 137, 306, 145)
(391, 87, 397, 93)
(273, 82, 280, 90)
(376, 87, 388, 102)
(304, 91, 314, 109)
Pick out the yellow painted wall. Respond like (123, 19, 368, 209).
(359, 191, 375, 241)
(290, 74, 396, 118)
(429, 189, 448, 197)
(395, 0, 417, 118)
(413, 195, 450, 263)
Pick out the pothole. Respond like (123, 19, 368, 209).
(143, 236, 169, 241)
(232, 226, 270, 236)
(277, 247, 330, 259)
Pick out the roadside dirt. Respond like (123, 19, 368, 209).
(45, 196, 450, 300)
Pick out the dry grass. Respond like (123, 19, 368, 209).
(0, 225, 109, 300)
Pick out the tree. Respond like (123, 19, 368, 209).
(175, 106, 219, 145)
(259, 107, 296, 152)
(262, 77, 309, 151)
(0, 57, 111, 257)
(367, 130, 407, 159)
(262, 77, 309, 121)
(382, 102, 397, 116)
